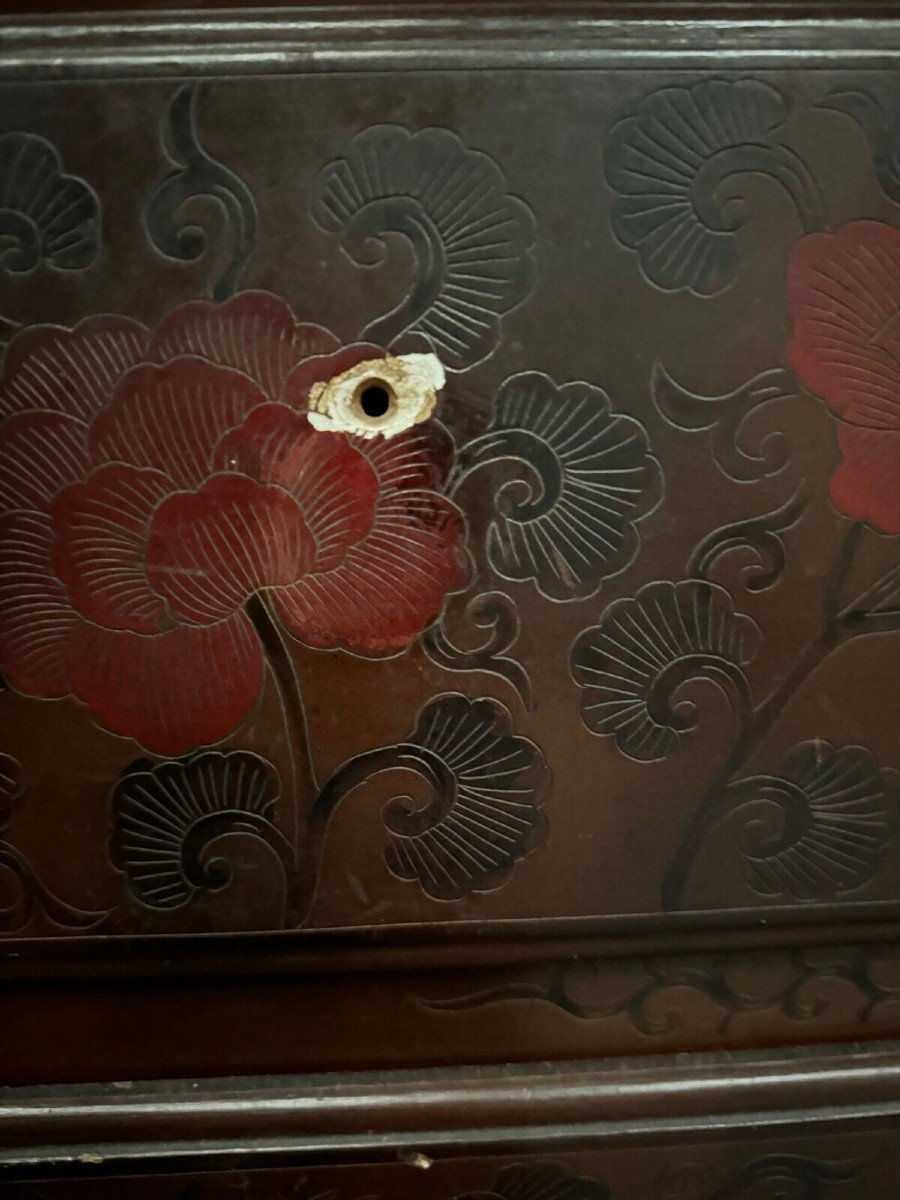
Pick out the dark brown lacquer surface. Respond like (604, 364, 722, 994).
(2, 4, 900, 1091)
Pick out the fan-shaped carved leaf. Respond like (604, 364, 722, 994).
(312, 125, 535, 370)
(111, 750, 283, 909)
(454, 373, 661, 601)
(0, 133, 100, 272)
(734, 741, 898, 900)
(384, 693, 549, 900)
(571, 580, 760, 761)
(604, 78, 823, 294)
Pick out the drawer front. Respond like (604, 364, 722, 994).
(1, 5, 900, 1089)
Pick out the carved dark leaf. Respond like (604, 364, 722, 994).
(422, 590, 533, 711)
(652, 362, 799, 483)
(458, 1162, 611, 1200)
(656, 1156, 859, 1200)
(0, 751, 107, 932)
(733, 741, 898, 901)
(384, 693, 549, 900)
(0, 132, 100, 272)
(818, 89, 900, 204)
(144, 84, 257, 301)
(604, 78, 823, 294)
(712, 1156, 859, 1200)
(571, 580, 759, 762)
(688, 482, 811, 595)
(111, 750, 285, 909)
(312, 125, 535, 370)
(453, 373, 661, 601)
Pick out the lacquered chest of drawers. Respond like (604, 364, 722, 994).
(1, 3, 900, 1194)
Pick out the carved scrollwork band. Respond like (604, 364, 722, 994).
(419, 942, 900, 1041)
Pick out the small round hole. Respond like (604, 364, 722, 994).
(358, 382, 392, 419)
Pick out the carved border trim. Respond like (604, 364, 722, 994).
(1, 1040, 899, 1180)
(5, 8, 900, 82)
(8, 904, 900, 981)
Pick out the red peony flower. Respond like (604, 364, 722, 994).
(0, 292, 469, 754)
(788, 220, 900, 535)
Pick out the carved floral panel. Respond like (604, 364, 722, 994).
(1, 64, 899, 957)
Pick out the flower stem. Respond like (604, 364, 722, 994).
(287, 742, 447, 924)
(661, 521, 862, 910)
(245, 592, 318, 854)
(838, 552, 900, 634)
(246, 596, 448, 926)
(289, 746, 396, 921)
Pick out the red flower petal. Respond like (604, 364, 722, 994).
(280, 343, 386, 408)
(67, 614, 264, 755)
(0, 511, 79, 697)
(274, 490, 470, 655)
(788, 221, 900, 431)
(356, 420, 456, 493)
(0, 412, 90, 511)
(831, 425, 900, 534)
(212, 403, 378, 571)
(146, 474, 315, 624)
(147, 292, 339, 400)
(272, 421, 466, 653)
(89, 359, 267, 488)
(0, 315, 148, 421)
(53, 464, 172, 633)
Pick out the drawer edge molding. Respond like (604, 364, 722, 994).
(5, 7, 900, 82)
(2, 1039, 900, 1180)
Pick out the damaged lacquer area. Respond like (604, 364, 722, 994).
(308, 352, 445, 439)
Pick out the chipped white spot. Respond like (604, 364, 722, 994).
(400, 1152, 433, 1170)
(308, 352, 445, 440)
